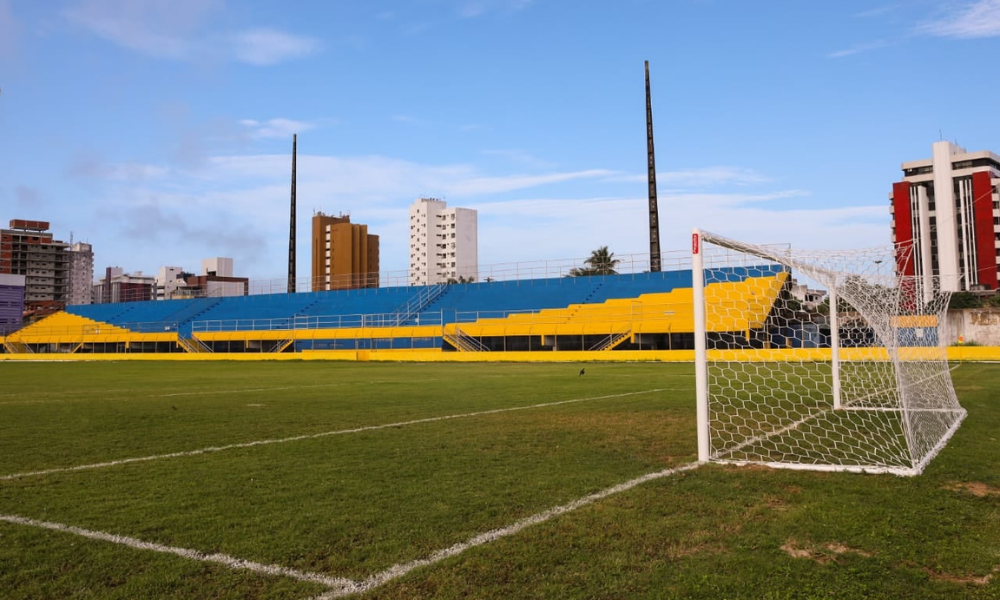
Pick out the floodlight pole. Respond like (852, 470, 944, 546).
(829, 286, 842, 410)
(692, 229, 710, 462)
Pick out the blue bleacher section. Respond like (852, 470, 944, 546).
(64, 265, 785, 335)
(68, 298, 220, 334)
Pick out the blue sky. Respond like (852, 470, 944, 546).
(1, 0, 999, 283)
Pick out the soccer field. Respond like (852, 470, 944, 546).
(0, 361, 998, 599)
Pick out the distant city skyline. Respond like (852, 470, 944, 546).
(1, 0, 999, 280)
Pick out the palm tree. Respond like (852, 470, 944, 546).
(569, 246, 620, 277)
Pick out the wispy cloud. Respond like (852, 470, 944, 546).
(239, 118, 317, 140)
(480, 149, 557, 170)
(14, 186, 45, 211)
(827, 40, 891, 58)
(62, 0, 322, 65)
(608, 166, 771, 187)
(458, 0, 533, 18)
(466, 192, 884, 265)
(230, 29, 322, 66)
(66, 152, 169, 182)
(0, 0, 20, 59)
(919, 0, 1000, 38)
(79, 151, 890, 279)
(855, 5, 900, 18)
(391, 114, 425, 125)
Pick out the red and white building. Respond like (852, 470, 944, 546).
(891, 141, 1000, 296)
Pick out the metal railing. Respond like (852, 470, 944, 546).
(190, 308, 548, 333)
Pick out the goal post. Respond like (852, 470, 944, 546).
(692, 228, 966, 476)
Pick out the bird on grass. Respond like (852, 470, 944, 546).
(579, 368, 586, 376)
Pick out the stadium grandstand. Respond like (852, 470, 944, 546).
(0, 251, 795, 358)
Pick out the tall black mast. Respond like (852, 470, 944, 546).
(288, 133, 297, 293)
(645, 60, 662, 273)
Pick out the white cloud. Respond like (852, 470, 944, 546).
(239, 118, 317, 140)
(458, 0, 533, 18)
(230, 29, 322, 66)
(0, 0, 20, 59)
(62, 0, 215, 60)
(827, 40, 891, 58)
(469, 193, 886, 268)
(919, 0, 1000, 38)
(66, 153, 170, 182)
(608, 166, 771, 187)
(182, 154, 613, 201)
(855, 5, 900, 18)
(81, 152, 889, 280)
(62, 0, 321, 65)
(480, 149, 557, 170)
(391, 114, 424, 125)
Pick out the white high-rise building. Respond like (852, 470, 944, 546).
(409, 198, 478, 286)
(155, 266, 186, 300)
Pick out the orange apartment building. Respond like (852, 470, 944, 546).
(311, 213, 379, 291)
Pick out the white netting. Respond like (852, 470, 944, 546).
(693, 230, 966, 476)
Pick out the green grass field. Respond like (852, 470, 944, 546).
(0, 361, 997, 599)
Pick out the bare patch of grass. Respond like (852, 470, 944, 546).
(922, 565, 998, 586)
(945, 481, 1000, 497)
(781, 538, 872, 564)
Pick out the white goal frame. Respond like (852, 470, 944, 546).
(692, 228, 967, 476)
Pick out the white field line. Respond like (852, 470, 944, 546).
(1, 461, 702, 599)
(311, 461, 703, 599)
(0, 514, 351, 590)
(0, 379, 443, 406)
(1, 388, 670, 481)
(0, 387, 136, 400)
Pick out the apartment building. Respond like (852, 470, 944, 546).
(408, 198, 478, 286)
(311, 213, 379, 291)
(890, 141, 1000, 296)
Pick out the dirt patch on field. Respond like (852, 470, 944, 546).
(667, 541, 728, 559)
(945, 481, 1000, 497)
(764, 495, 790, 511)
(824, 543, 871, 557)
(781, 539, 871, 564)
(923, 566, 998, 586)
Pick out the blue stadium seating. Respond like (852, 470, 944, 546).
(62, 266, 783, 335)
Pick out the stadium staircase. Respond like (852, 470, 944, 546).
(394, 283, 446, 325)
(170, 297, 223, 337)
(443, 328, 490, 352)
(177, 336, 213, 353)
(588, 327, 632, 351)
(2, 339, 33, 354)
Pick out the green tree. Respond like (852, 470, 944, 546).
(949, 292, 982, 309)
(446, 275, 475, 284)
(569, 246, 620, 277)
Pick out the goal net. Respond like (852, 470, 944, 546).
(691, 229, 966, 476)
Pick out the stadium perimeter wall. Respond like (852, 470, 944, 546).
(1, 347, 998, 362)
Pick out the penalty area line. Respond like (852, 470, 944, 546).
(310, 461, 703, 600)
(0, 513, 354, 591)
(1, 388, 671, 481)
(1, 461, 702, 599)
